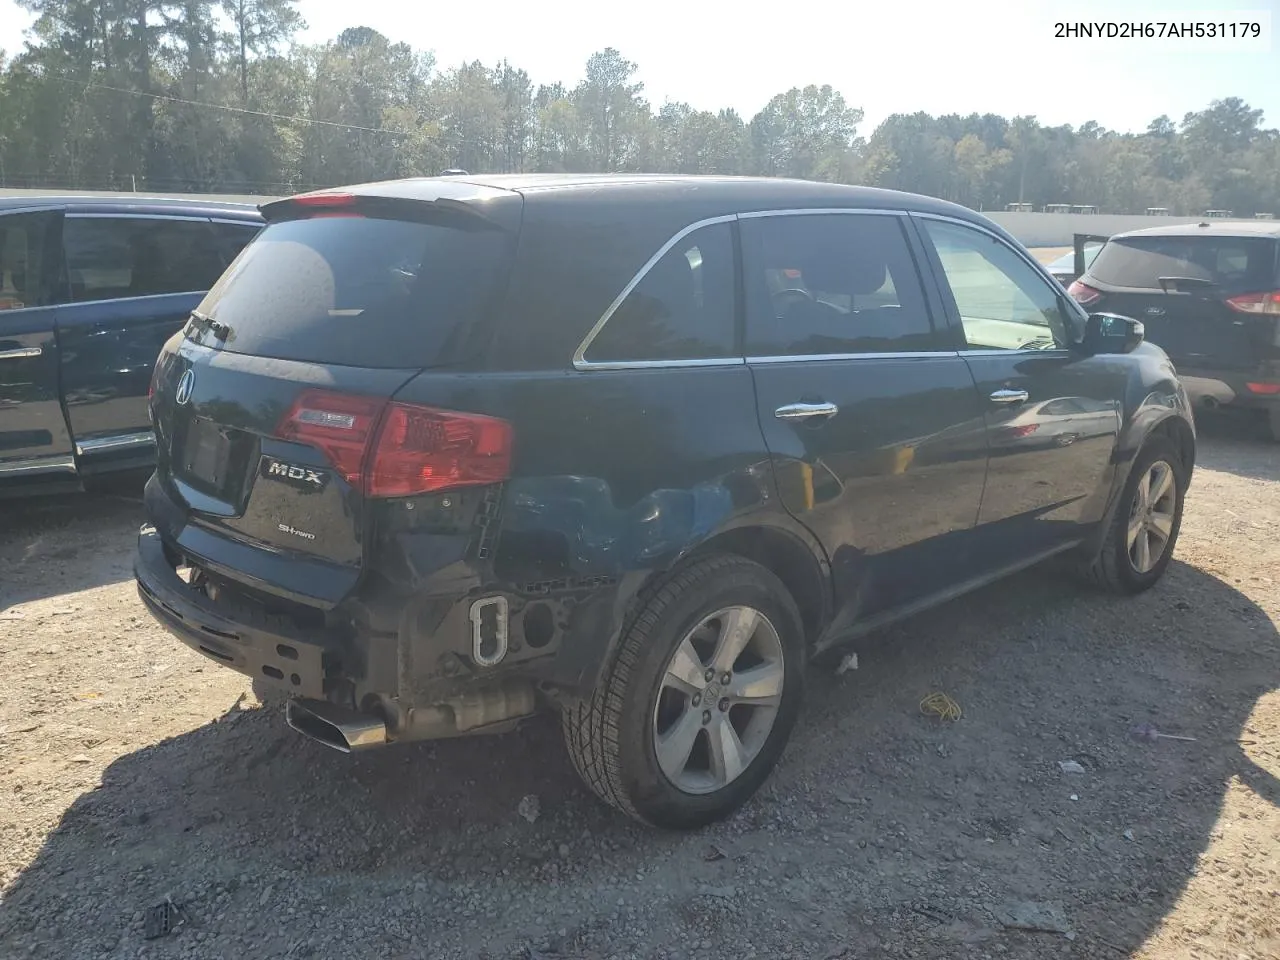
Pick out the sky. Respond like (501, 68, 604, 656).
(1, 0, 1277, 136)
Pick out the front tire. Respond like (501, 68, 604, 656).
(562, 555, 805, 829)
(1079, 435, 1187, 594)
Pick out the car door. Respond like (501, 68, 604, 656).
(915, 215, 1124, 568)
(55, 212, 239, 469)
(1072, 233, 1109, 282)
(742, 210, 990, 634)
(0, 208, 77, 482)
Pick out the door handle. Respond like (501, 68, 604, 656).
(775, 401, 839, 421)
(0, 345, 42, 360)
(989, 389, 1029, 405)
(0, 346, 42, 360)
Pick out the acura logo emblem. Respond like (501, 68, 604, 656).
(175, 369, 195, 405)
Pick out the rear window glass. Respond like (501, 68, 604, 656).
(1089, 235, 1278, 290)
(188, 215, 510, 368)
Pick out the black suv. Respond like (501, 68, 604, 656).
(1, 196, 261, 494)
(1070, 221, 1280, 440)
(135, 175, 1196, 828)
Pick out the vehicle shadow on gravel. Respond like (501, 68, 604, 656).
(1, 559, 1277, 959)
(0, 489, 144, 611)
(1193, 413, 1280, 482)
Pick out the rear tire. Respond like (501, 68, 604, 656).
(1078, 435, 1187, 594)
(561, 555, 805, 829)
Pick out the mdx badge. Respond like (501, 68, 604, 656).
(260, 456, 328, 491)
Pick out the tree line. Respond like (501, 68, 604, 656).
(2, 0, 1277, 215)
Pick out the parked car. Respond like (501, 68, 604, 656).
(1044, 235, 1103, 286)
(0, 196, 262, 497)
(1070, 221, 1280, 440)
(134, 175, 1196, 828)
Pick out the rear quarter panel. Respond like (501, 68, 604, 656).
(374, 365, 821, 696)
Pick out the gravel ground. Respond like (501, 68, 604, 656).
(1, 416, 1278, 960)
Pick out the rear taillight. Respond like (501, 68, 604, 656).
(277, 389, 386, 485)
(1246, 382, 1280, 395)
(275, 390, 513, 498)
(1007, 423, 1039, 438)
(1225, 290, 1280, 315)
(367, 404, 513, 498)
(1067, 280, 1102, 306)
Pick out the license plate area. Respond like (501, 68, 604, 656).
(177, 417, 255, 503)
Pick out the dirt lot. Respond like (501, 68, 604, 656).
(1, 417, 1278, 960)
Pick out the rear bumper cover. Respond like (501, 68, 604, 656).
(1177, 364, 1280, 411)
(134, 526, 331, 698)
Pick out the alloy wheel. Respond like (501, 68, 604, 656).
(1127, 459, 1177, 574)
(651, 606, 785, 795)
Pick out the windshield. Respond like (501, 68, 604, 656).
(187, 215, 512, 368)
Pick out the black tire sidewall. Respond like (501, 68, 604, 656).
(614, 562, 805, 829)
(1111, 437, 1187, 590)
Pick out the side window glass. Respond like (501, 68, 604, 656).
(922, 219, 1067, 351)
(741, 213, 938, 357)
(63, 217, 225, 302)
(212, 221, 262, 267)
(0, 212, 57, 311)
(583, 221, 735, 363)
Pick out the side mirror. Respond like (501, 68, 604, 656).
(1080, 312, 1144, 355)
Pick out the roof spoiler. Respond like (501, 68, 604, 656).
(258, 189, 509, 231)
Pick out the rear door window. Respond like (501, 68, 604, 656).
(581, 221, 737, 364)
(63, 216, 226, 302)
(1089, 235, 1279, 291)
(188, 215, 512, 369)
(740, 213, 940, 356)
(0, 211, 57, 311)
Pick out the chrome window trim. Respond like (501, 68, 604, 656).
(747, 350, 961, 364)
(959, 348, 1073, 358)
(0, 204, 65, 216)
(209, 217, 262, 227)
(58, 290, 205, 308)
(76, 431, 156, 456)
(572, 214, 738, 371)
(573, 207, 926, 372)
(737, 207, 908, 219)
(0, 454, 76, 477)
(574, 356, 745, 372)
(65, 212, 213, 223)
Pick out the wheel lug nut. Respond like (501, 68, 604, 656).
(718, 698, 730, 712)
(704, 669, 715, 683)
(701, 710, 712, 725)
(721, 672, 731, 684)
(692, 693, 701, 706)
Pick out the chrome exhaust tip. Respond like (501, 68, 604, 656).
(286, 698, 387, 753)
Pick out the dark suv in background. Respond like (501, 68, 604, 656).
(1070, 221, 1280, 440)
(0, 197, 262, 495)
(135, 175, 1196, 828)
